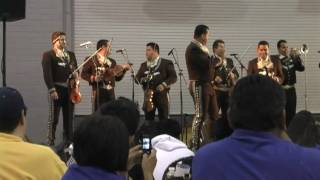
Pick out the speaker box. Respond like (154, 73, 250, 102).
(0, 0, 26, 22)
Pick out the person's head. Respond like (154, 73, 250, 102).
(212, 39, 225, 57)
(96, 39, 111, 57)
(73, 114, 129, 172)
(277, 40, 289, 56)
(97, 97, 140, 145)
(228, 75, 286, 132)
(287, 110, 320, 147)
(51, 31, 66, 50)
(194, 24, 209, 45)
(146, 42, 160, 61)
(0, 87, 27, 137)
(257, 40, 270, 60)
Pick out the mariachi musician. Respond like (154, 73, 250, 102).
(271, 40, 305, 126)
(247, 40, 284, 84)
(212, 39, 239, 138)
(135, 42, 177, 121)
(42, 31, 79, 146)
(185, 25, 221, 150)
(81, 39, 131, 111)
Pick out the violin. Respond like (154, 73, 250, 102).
(70, 73, 81, 104)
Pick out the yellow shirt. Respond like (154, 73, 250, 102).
(0, 133, 67, 180)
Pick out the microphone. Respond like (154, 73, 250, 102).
(301, 44, 309, 54)
(230, 53, 238, 56)
(116, 48, 126, 53)
(79, 41, 92, 47)
(168, 48, 175, 56)
(302, 44, 308, 51)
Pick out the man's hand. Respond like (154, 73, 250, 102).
(50, 91, 59, 100)
(142, 149, 157, 180)
(91, 75, 103, 82)
(127, 145, 143, 170)
(214, 76, 223, 84)
(229, 72, 235, 79)
(156, 84, 165, 92)
(122, 63, 132, 71)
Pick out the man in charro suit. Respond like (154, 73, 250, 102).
(135, 42, 177, 122)
(185, 25, 220, 150)
(42, 31, 78, 145)
(271, 40, 305, 126)
(247, 40, 284, 85)
(212, 39, 239, 139)
(81, 39, 131, 112)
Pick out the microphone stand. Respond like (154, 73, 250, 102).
(1, 17, 7, 86)
(169, 49, 188, 142)
(231, 44, 252, 77)
(303, 52, 308, 110)
(119, 49, 139, 101)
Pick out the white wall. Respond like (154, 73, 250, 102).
(0, 0, 72, 143)
(73, 0, 320, 115)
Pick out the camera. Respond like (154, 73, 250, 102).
(140, 135, 152, 154)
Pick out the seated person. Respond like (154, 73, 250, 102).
(96, 97, 144, 179)
(287, 110, 320, 147)
(192, 75, 320, 180)
(0, 87, 66, 179)
(62, 114, 156, 180)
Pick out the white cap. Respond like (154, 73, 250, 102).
(151, 134, 194, 180)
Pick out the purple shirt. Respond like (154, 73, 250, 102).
(193, 129, 320, 180)
(62, 164, 126, 180)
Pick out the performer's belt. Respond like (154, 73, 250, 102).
(54, 82, 68, 88)
(189, 80, 215, 86)
(282, 84, 295, 90)
(101, 83, 113, 90)
(214, 86, 230, 92)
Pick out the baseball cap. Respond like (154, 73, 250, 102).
(0, 87, 27, 121)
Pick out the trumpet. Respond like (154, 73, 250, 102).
(290, 44, 309, 57)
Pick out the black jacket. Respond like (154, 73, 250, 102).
(135, 58, 177, 91)
(270, 54, 304, 85)
(214, 57, 239, 87)
(42, 50, 78, 91)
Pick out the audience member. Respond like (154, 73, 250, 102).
(288, 110, 320, 147)
(63, 114, 129, 179)
(0, 87, 66, 179)
(192, 75, 320, 180)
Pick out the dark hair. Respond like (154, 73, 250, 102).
(194, 24, 209, 39)
(229, 75, 286, 131)
(96, 39, 109, 50)
(287, 110, 320, 147)
(73, 114, 129, 172)
(0, 110, 26, 133)
(146, 42, 160, 54)
(258, 40, 269, 48)
(51, 31, 66, 44)
(212, 39, 225, 49)
(0, 87, 27, 133)
(97, 97, 140, 136)
(277, 39, 287, 49)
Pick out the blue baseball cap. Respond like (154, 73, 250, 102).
(0, 87, 27, 121)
